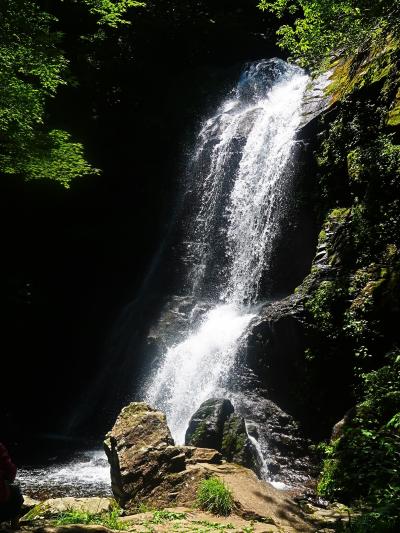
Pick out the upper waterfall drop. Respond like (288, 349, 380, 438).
(144, 59, 309, 445)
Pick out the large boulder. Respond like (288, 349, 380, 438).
(104, 402, 222, 510)
(104, 402, 175, 505)
(184, 398, 234, 449)
(184, 399, 259, 473)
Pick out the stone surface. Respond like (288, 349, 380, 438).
(298, 70, 334, 132)
(8, 528, 113, 533)
(104, 402, 175, 505)
(221, 414, 258, 471)
(181, 446, 222, 465)
(331, 408, 356, 441)
(22, 498, 114, 521)
(22, 496, 41, 512)
(192, 462, 314, 532)
(185, 398, 234, 450)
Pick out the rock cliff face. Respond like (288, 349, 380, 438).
(242, 206, 364, 438)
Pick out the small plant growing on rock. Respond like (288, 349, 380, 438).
(54, 508, 125, 530)
(196, 477, 234, 516)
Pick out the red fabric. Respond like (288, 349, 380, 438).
(0, 443, 16, 503)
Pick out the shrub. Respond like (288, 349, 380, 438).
(196, 477, 234, 516)
(318, 354, 400, 529)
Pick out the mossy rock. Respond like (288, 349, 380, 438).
(387, 86, 400, 126)
(326, 37, 399, 103)
(221, 415, 259, 472)
(22, 498, 115, 522)
(185, 398, 234, 450)
(221, 415, 246, 457)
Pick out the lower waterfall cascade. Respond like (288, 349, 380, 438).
(143, 58, 310, 478)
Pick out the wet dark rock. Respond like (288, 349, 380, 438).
(221, 414, 258, 471)
(185, 398, 234, 450)
(232, 393, 315, 485)
(245, 295, 309, 420)
(243, 208, 356, 438)
(184, 399, 266, 477)
(267, 462, 280, 476)
(146, 296, 197, 354)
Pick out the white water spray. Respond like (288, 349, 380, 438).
(145, 59, 308, 449)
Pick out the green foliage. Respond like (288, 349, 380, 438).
(316, 86, 400, 263)
(190, 521, 235, 531)
(0, 129, 100, 188)
(341, 497, 400, 532)
(136, 502, 152, 513)
(318, 353, 400, 526)
(54, 508, 125, 530)
(82, 0, 145, 27)
(305, 280, 346, 334)
(196, 477, 234, 516)
(148, 510, 187, 523)
(257, 0, 400, 67)
(0, 0, 142, 187)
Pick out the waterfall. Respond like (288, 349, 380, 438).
(144, 59, 309, 446)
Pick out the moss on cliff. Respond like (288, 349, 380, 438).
(326, 37, 399, 104)
(297, 40, 400, 524)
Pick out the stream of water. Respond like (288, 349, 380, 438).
(18, 59, 308, 497)
(144, 59, 309, 454)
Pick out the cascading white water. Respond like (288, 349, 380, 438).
(145, 59, 309, 446)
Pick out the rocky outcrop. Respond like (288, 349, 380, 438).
(298, 70, 334, 133)
(246, 294, 308, 417)
(104, 402, 225, 509)
(230, 392, 316, 486)
(331, 408, 357, 441)
(104, 402, 320, 532)
(243, 207, 355, 432)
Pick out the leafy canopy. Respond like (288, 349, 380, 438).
(82, 0, 145, 27)
(0, 0, 144, 187)
(257, 0, 400, 67)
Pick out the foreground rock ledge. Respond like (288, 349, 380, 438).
(103, 402, 318, 532)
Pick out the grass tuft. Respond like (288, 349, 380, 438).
(196, 477, 234, 516)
